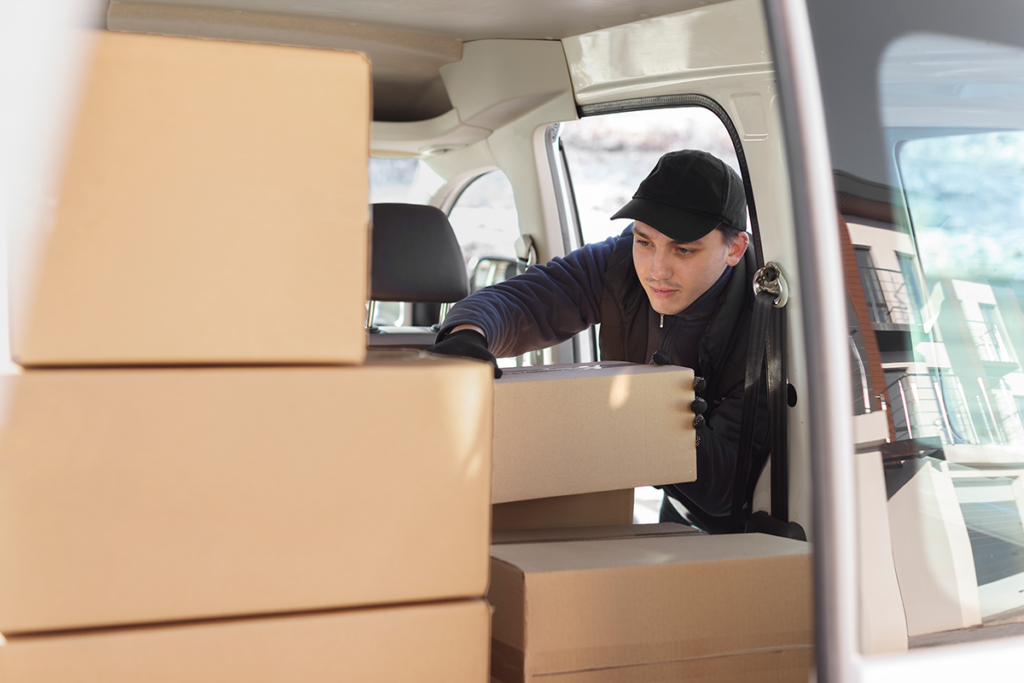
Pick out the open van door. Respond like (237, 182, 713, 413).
(767, 0, 1024, 679)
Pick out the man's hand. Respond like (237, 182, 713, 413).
(426, 328, 503, 379)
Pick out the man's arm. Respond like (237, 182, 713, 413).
(438, 234, 622, 358)
(425, 325, 503, 377)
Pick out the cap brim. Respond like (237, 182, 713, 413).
(611, 197, 721, 243)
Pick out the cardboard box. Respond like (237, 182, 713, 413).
(10, 31, 371, 366)
(512, 648, 813, 683)
(488, 527, 813, 683)
(492, 489, 635, 533)
(491, 522, 704, 545)
(0, 353, 492, 634)
(0, 599, 489, 683)
(492, 363, 695, 504)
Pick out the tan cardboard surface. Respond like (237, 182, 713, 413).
(0, 353, 492, 633)
(488, 531, 813, 681)
(520, 646, 814, 682)
(492, 489, 634, 533)
(0, 600, 489, 683)
(12, 31, 370, 366)
(492, 364, 695, 503)
(491, 522, 703, 545)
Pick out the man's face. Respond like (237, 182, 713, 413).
(632, 220, 749, 316)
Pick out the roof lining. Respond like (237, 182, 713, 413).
(107, 1, 462, 120)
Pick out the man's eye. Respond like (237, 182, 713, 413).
(635, 239, 650, 247)
(676, 247, 691, 255)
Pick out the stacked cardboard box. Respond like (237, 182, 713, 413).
(488, 524, 814, 683)
(486, 369, 813, 682)
(0, 31, 491, 682)
(490, 363, 697, 531)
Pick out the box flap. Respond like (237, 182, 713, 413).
(491, 532, 808, 573)
(498, 362, 668, 382)
(492, 522, 702, 545)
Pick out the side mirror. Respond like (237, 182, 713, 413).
(470, 257, 528, 293)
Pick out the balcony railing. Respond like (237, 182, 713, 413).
(885, 372, 1024, 447)
(968, 320, 1015, 364)
(858, 265, 919, 325)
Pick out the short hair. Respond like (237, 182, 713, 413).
(716, 223, 745, 245)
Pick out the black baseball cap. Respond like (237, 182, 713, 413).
(611, 150, 747, 242)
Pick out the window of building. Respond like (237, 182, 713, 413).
(855, 246, 891, 324)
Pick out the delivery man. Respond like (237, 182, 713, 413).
(427, 150, 768, 533)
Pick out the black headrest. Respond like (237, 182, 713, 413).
(370, 203, 469, 303)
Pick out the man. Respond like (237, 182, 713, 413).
(427, 149, 768, 533)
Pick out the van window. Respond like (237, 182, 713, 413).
(841, 31, 1024, 650)
(559, 107, 744, 520)
(368, 157, 444, 205)
(447, 170, 520, 265)
(559, 107, 740, 245)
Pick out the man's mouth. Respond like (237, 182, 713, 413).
(647, 284, 678, 299)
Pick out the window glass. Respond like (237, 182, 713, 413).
(842, 32, 1024, 650)
(449, 170, 545, 371)
(447, 170, 520, 265)
(560, 108, 740, 245)
(891, 130, 1024, 454)
(368, 157, 444, 205)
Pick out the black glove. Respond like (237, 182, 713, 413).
(426, 329, 503, 379)
(691, 377, 707, 430)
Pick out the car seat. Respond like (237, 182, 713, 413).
(367, 203, 469, 348)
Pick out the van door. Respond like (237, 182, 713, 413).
(767, 0, 1024, 679)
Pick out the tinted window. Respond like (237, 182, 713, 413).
(804, 6, 1024, 657)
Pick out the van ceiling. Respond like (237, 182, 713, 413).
(109, 0, 723, 121)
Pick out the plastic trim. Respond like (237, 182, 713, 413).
(762, 0, 860, 681)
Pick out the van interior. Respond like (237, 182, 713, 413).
(3, 0, 1024, 679)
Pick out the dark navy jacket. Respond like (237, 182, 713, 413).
(440, 226, 769, 531)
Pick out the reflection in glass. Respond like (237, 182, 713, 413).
(866, 33, 1024, 647)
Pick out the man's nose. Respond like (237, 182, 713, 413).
(650, 247, 672, 280)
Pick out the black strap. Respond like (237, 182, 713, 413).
(730, 280, 794, 534)
(730, 289, 774, 531)
(768, 301, 789, 521)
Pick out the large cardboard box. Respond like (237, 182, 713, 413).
(0, 353, 492, 634)
(488, 526, 813, 683)
(10, 31, 371, 366)
(0, 599, 489, 683)
(492, 363, 696, 504)
(492, 489, 635, 532)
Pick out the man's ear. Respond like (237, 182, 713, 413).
(726, 231, 749, 267)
